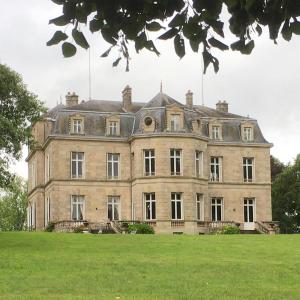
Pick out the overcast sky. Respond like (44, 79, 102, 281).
(1, 1, 300, 179)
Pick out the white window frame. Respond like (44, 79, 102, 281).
(107, 196, 120, 221)
(243, 127, 253, 141)
(211, 197, 224, 221)
(244, 198, 256, 223)
(144, 193, 156, 220)
(109, 121, 118, 136)
(212, 125, 220, 140)
(170, 114, 180, 131)
(71, 152, 84, 179)
(171, 193, 183, 220)
(73, 119, 83, 134)
(170, 149, 182, 176)
(44, 197, 50, 226)
(71, 195, 85, 221)
(31, 161, 36, 189)
(243, 157, 254, 182)
(196, 193, 204, 221)
(144, 149, 155, 176)
(45, 154, 50, 183)
(210, 157, 222, 182)
(195, 150, 203, 177)
(107, 153, 120, 180)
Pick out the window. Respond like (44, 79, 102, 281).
(244, 198, 255, 222)
(211, 198, 223, 221)
(195, 151, 203, 177)
(109, 121, 118, 136)
(212, 126, 220, 140)
(107, 153, 120, 180)
(73, 119, 83, 134)
(170, 114, 180, 131)
(45, 154, 50, 183)
(108, 196, 120, 221)
(196, 194, 204, 221)
(243, 127, 253, 141)
(170, 149, 182, 175)
(144, 150, 155, 176)
(31, 161, 36, 189)
(144, 193, 156, 220)
(28, 202, 36, 230)
(71, 195, 84, 221)
(44, 197, 50, 226)
(243, 158, 254, 182)
(71, 152, 84, 179)
(171, 193, 183, 220)
(210, 157, 222, 182)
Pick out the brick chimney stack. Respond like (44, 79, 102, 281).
(216, 100, 228, 113)
(66, 92, 79, 107)
(186, 90, 193, 108)
(122, 85, 132, 111)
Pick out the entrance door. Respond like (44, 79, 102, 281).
(244, 198, 255, 230)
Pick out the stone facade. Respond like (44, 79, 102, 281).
(27, 87, 273, 234)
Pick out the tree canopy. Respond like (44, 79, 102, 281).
(272, 155, 300, 233)
(0, 177, 28, 231)
(48, 0, 300, 72)
(270, 155, 286, 182)
(0, 64, 45, 188)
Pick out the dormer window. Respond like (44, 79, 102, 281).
(70, 115, 84, 134)
(170, 114, 180, 131)
(73, 119, 83, 134)
(109, 121, 118, 136)
(106, 115, 120, 136)
(212, 126, 220, 140)
(243, 127, 253, 141)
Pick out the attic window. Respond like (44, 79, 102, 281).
(144, 116, 153, 126)
(243, 127, 253, 141)
(70, 116, 84, 134)
(73, 119, 83, 134)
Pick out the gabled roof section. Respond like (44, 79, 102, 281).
(142, 92, 184, 109)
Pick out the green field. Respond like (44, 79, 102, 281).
(0, 233, 299, 300)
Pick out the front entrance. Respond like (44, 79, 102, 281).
(244, 198, 255, 230)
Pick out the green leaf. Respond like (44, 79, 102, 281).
(169, 13, 186, 28)
(256, 24, 262, 36)
(49, 15, 69, 26)
(47, 31, 68, 46)
(174, 34, 185, 59)
(146, 22, 164, 31)
(189, 37, 200, 52)
(62, 42, 77, 57)
(100, 46, 113, 58)
(51, 0, 64, 5)
(290, 21, 300, 35)
(158, 28, 179, 40)
(208, 37, 229, 51)
(112, 57, 121, 67)
(145, 40, 160, 56)
(101, 28, 118, 45)
(281, 21, 292, 41)
(72, 29, 89, 49)
(90, 18, 103, 33)
(242, 40, 255, 54)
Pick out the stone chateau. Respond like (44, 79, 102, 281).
(27, 86, 275, 234)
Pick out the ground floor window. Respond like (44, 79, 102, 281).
(196, 194, 204, 221)
(211, 197, 223, 221)
(44, 197, 51, 226)
(71, 195, 84, 221)
(171, 193, 183, 220)
(27, 202, 36, 230)
(144, 193, 156, 220)
(244, 198, 255, 222)
(108, 196, 120, 221)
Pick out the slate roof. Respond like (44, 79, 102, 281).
(44, 92, 269, 144)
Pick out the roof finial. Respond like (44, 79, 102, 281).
(160, 81, 163, 93)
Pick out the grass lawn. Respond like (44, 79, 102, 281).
(0, 233, 299, 300)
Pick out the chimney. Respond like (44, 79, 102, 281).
(216, 100, 228, 113)
(186, 90, 193, 108)
(66, 92, 79, 107)
(122, 85, 132, 111)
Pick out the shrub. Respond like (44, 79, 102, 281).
(128, 223, 154, 234)
(44, 221, 56, 232)
(73, 225, 87, 233)
(218, 225, 240, 234)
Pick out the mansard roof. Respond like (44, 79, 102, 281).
(43, 91, 270, 144)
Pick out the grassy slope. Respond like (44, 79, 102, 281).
(0, 233, 299, 300)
